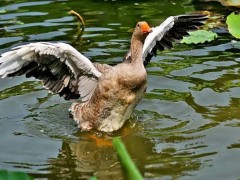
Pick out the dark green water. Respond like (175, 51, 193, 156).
(0, 0, 240, 179)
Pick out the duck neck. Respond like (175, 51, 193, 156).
(130, 36, 144, 64)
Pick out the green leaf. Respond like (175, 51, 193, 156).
(0, 9, 7, 14)
(181, 30, 217, 44)
(0, 170, 32, 180)
(112, 137, 143, 180)
(226, 12, 240, 39)
(89, 177, 98, 180)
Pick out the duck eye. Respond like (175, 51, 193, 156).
(137, 24, 140, 28)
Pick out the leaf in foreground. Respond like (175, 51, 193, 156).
(226, 12, 240, 39)
(89, 176, 98, 180)
(112, 137, 143, 180)
(181, 30, 217, 44)
(0, 170, 32, 180)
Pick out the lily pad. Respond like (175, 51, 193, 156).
(181, 30, 218, 44)
(0, 9, 6, 14)
(215, 0, 240, 7)
(226, 12, 240, 39)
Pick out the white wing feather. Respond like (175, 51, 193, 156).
(0, 42, 102, 101)
(140, 14, 207, 65)
(142, 16, 175, 60)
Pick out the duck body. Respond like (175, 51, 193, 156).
(72, 40, 147, 132)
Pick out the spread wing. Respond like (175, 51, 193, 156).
(142, 14, 208, 65)
(0, 42, 102, 101)
(124, 14, 208, 65)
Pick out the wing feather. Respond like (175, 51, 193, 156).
(142, 14, 208, 65)
(0, 42, 102, 101)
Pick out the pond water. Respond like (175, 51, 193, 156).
(0, 0, 240, 179)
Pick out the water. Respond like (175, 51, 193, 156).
(0, 0, 240, 179)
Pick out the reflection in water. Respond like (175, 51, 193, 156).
(47, 125, 204, 180)
(49, 137, 122, 179)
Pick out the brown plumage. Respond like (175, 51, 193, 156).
(70, 21, 150, 132)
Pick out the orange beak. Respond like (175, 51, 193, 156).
(141, 22, 152, 34)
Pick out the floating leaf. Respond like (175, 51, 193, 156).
(0, 9, 7, 14)
(0, 170, 32, 180)
(214, 0, 240, 7)
(231, 40, 240, 49)
(226, 12, 240, 39)
(112, 137, 143, 180)
(181, 30, 217, 44)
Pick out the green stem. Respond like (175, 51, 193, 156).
(112, 137, 143, 180)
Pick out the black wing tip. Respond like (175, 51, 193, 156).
(176, 13, 209, 22)
(59, 89, 80, 100)
(143, 13, 209, 66)
(177, 13, 209, 17)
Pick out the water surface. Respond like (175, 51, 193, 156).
(0, 0, 240, 179)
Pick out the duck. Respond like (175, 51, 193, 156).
(0, 14, 207, 132)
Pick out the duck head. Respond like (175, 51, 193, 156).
(133, 21, 152, 42)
